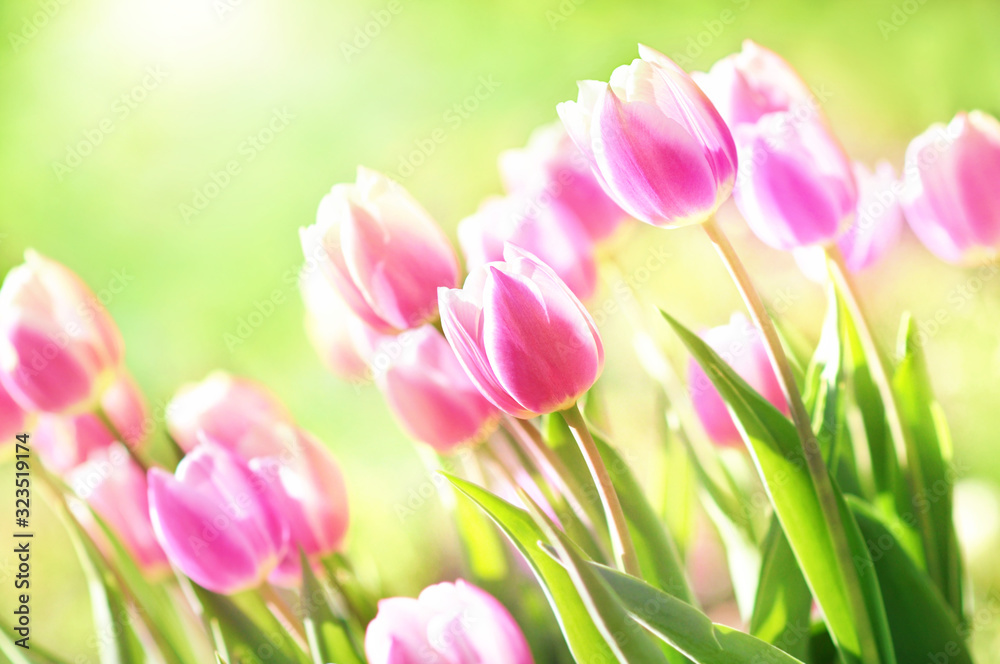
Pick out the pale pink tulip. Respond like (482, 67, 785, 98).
(33, 412, 115, 474)
(300, 268, 370, 381)
(100, 371, 149, 448)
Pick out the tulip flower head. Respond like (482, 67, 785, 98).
(99, 371, 149, 447)
(374, 325, 500, 453)
(365, 579, 534, 664)
(148, 444, 288, 594)
(902, 111, 1000, 264)
(33, 411, 116, 474)
(300, 167, 459, 332)
(300, 267, 370, 381)
(498, 121, 629, 241)
(0, 251, 124, 413)
(439, 244, 603, 419)
(458, 193, 598, 300)
(557, 44, 738, 228)
(688, 312, 788, 447)
(69, 443, 169, 576)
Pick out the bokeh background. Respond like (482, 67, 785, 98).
(2, 0, 1000, 660)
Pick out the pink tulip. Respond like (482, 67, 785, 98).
(0, 381, 26, 443)
(148, 445, 288, 594)
(68, 443, 169, 576)
(365, 579, 534, 664)
(688, 313, 788, 447)
(498, 121, 629, 241)
(33, 412, 115, 474)
(167, 372, 294, 457)
(732, 112, 857, 250)
(901, 111, 1000, 264)
(439, 244, 603, 419)
(248, 430, 350, 586)
(374, 325, 499, 453)
(300, 167, 459, 332)
(458, 194, 598, 300)
(100, 371, 149, 447)
(693, 40, 819, 130)
(0, 251, 123, 413)
(300, 268, 370, 381)
(839, 161, 905, 271)
(557, 44, 737, 228)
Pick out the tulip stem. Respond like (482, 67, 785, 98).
(561, 403, 640, 577)
(261, 583, 308, 648)
(702, 215, 879, 664)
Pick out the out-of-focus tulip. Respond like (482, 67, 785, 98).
(374, 325, 499, 453)
(557, 44, 737, 228)
(439, 245, 603, 419)
(0, 381, 26, 443)
(248, 430, 350, 585)
(365, 579, 534, 664)
(69, 443, 169, 576)
(498, 121, 629, 241)
(33, 412, 114, 474)
(0, 251, 123, 413)
(167, 372, 293, 457)
(458, 194, 598, 300)
(300, 268, 370, 381)
(148, 445, 287, 594)
(693, 40, 819, 130)
(688, 312, 788, 447)
(901, 111, 1000, 264)
(100, 371, 149, 447)
(732, 112, 857, 250)
(300, 167, 459, 332)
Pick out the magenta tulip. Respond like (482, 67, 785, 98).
(248, 429, 350, 585)
(0, 382, 26, 443)
(148, 445, 287, 594)
(498, 121, 629, 241)
(300, 268, 370, 381)
(557, 44, 737, 228)
(901, 111, 1000, 264)
(439, 245, 603, 418)
(458, 194, 598, 300)
(69, 443, 169, 576)
(693, 40, 819, 130)
(688, 313, 788, 447)
(167, 372, 294, 457)
(0, 251, 123, 413)
(300, 167, 459, 332)
(365, 579, 534, 664)
(732, 112, 857, 250)
(374, 325, 500, 453)
(33, 411, 115, 474)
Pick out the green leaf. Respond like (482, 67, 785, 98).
(593, 564, 808, 664)
(299, 550, 365, 664)
(749, 518, 812, 660)
(444, 473, 657, 663)
(847, 497, 972, 664)
(893, 315, 963, 617)
(661, 310, 893, 664)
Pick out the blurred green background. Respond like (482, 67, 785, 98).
(2, 0, 1000, 659)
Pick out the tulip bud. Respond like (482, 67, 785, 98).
(300, 167, 459, 332)
(167, 372, 293, 457)
(365, 579, 534, 664)
(248, 430, 350, 586)
(693, 40, 819, 130)
(68, 443, 169, 576)
(100, 371, 149, 448)
(688, 313, 788, 446)
(458, 194, 598, 300)
(498, 121, 629, 241)
(300, 268, 370, 381)
(901, 111, 1000, 264)
(732, 112, 857, 250)
(0, 381, 27, 443)
(439, 244, 603, 418)
(148, 445, 288, 594)
(557, 44, 737, 228)
(374, 325, 499, 453)
(33, 412, 115, 474)
(0, 251, 123, 413)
